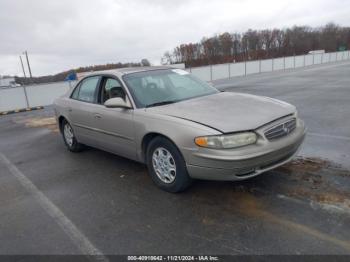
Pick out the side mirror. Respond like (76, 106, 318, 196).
(104, 97, 132, 109)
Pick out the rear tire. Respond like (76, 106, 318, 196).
(146, 136, 193, 193)
(61, 119, 84, 152)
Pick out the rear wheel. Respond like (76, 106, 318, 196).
(61, 119, 84, 152)
(146, 137, 192, 192)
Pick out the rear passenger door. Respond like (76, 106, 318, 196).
(68, 76, 101, 146)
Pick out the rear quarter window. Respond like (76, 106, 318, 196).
(71, 84, 80, 99)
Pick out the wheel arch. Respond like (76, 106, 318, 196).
(58, 115, 67, 133)
(141, 132, 178, 162)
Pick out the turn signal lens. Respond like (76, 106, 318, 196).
(194, 137, 208, 147)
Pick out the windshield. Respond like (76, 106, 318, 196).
(122, 69, 219, 108)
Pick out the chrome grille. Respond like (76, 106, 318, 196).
(264, 118, 296, 141)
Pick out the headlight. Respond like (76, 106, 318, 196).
(293, 110, 298, 118)
(195, 132, 257, 149)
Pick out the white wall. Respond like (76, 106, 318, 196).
(190, 66, 211, 82)
(284, 57, 294, 69)
(188, 50, 350, 82)
(261, 59, 273, 72)
(295, 55, 305, 68)
(246, 61, 260, 74)
(229, 62, 245, 77)
(212, 64, 229, 80)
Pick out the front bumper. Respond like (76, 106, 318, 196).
(184, 117, 306, 181)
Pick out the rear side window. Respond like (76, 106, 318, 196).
(72, 76, 100, 103)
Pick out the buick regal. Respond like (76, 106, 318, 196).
(54, 67, 306, 192)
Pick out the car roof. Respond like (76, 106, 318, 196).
(82, 66, 177, 78)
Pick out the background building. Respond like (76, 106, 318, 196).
(0, 76, 20, 88)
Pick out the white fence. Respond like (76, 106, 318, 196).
(1, 50, 349, 112)
(187, 51, 350, 81)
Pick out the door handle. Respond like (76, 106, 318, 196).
(94, 113, 102, 119)
(68, 107, 72, 112)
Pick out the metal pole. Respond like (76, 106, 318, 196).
(19, 55, 30, 108)
(22, 86, 30, 108)
(259, 59, 261, 73)
(272, 58, 274, 71)
(210, 65, 212, 81)
(228, 63, 231, 78)
(24, 51, 33, 80)
(303, 55, 306, 67)
(19, 56, 27, 78)
(293, 54, 296, 68)
(283, 56, 286, 70)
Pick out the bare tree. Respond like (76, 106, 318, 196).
(165, 23, 350, 68)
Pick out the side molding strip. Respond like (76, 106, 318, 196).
(73, 123, 134, 141)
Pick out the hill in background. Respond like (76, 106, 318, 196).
(15, 62, 141, 85)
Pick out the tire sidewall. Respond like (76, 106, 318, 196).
(146, 137, 192, 192)
(61, 120, 82, 152)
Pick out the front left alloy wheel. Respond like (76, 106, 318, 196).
(152, 147, 177, 184)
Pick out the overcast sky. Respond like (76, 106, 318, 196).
(0, 0, 349, 76)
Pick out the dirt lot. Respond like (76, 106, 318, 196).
(0, 61, 350, 256)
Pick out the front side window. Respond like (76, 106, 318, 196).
(73, 76, 100, 103)
(101, 77, 126, 103)
(123, 69, 218, 108)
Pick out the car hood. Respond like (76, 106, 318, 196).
(146, 92, 296, 133)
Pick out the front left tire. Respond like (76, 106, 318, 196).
(61, 119, 84, 152)
(146, 136, 193, 193)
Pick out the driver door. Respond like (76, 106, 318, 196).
(91, 76, 137, 160)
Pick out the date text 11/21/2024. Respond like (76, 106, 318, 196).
(127, 255, 219, 261)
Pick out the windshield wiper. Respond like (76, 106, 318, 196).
(145, 100, 178, 108)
